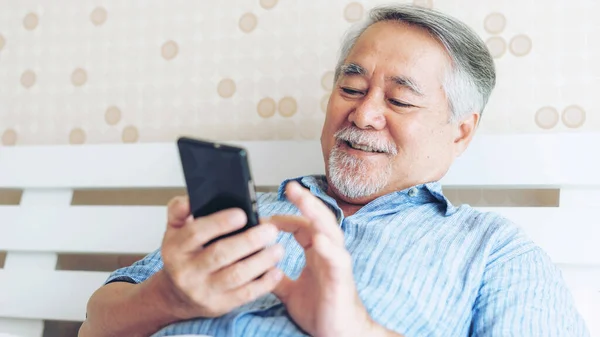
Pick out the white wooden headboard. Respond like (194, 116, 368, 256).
(0, 134, 598, 336)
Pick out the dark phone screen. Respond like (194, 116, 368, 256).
(178, 138, 258, 231)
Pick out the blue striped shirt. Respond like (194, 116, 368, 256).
(105, 175, 589, 336)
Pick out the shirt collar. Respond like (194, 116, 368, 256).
(277, 175, 457, 216)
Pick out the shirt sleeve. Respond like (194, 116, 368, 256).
(104, 248, 164, 285)
(102, 192, 275, 286)
(470, 240, 590, 336)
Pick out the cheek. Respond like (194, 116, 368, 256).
(420, 127, 455, 162)
(323, 95, 349, 132)
(327, 93, 348, 116)
(388, 117, 422, 152)
(321, 94, 346, 154)
(389, 117, 452, 160)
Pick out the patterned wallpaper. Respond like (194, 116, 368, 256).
(0, 0, 598, 146)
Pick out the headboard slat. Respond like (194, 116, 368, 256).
(1, 134, 599, 189)
(0, 205, 598, 265)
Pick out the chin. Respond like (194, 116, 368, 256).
(327, 146, 392, 200)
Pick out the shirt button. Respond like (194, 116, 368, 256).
(408, 187, 418, 197)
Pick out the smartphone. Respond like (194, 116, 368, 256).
(177, 136, 259, 245)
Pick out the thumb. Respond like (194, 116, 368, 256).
(167, 196, 191, 228)
(272, 274, 294, 304)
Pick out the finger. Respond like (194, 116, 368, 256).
(167, 196, 190, 228)
(285, 181, 344, 244)
(210, 243, 284, 291)
(269, 215, 314, 249)
(197, 222, 279, 272)
(272, 274, 294, 305)
(310, 233, 352, 281)
(176, 208, 248, 252)
(226, 267, 284, 307)
(312, 233, 342, 265)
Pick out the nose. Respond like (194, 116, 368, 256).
(347, 91, 387, 130)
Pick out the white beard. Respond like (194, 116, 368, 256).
(327, 125, 397, 200)
(328, 145, 393, 199)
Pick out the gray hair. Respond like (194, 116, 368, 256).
(334, 4, 496, 121)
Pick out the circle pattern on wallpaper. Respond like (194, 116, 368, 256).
(105, 106, 122, 125)
(90, 7, 108, 26)
(0, 35, 5, 51)
(239, 13, 258, 33)
(562, 105, 586, 129)
(321, 94, 330, 113)
(510, 35, 532, 56)
(535, 107, 559, 130)
(321, 71, 335, 91)
(257, 97, 276, 118)
(2, 129, 18, 146)
(486, 37, 507, 59)
(260, 0, 278, 10)
(20, 70, 36, 88)
(71, 68, 88, 86)
(23, 13, 39, 30)
(122, 126, 139, 143)
(344, 3, 364, 23)
(217, 79, 236, 98)
(255, 121, 276, 140)
(299, 120, 320, 139)
(484, 13, 506, 34)
(278, 97, 298, 117)
(161, 40, 179, 60)
(69, 128, 86, 144)
(276, 120, 296, 140)
(412, 0, 433, 9)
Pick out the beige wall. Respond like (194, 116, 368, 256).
(1, 0, 598, 147)
(0, 2, 590, 334)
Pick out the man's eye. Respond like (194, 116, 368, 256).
(341, 87, 364, 96)
(389, 99, 412, 108)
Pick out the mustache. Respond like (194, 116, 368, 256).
(333, 126, 398, 155)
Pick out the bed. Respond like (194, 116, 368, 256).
(0, 134, 598, 336)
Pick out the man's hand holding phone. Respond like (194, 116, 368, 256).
(155, 195, 285, 320)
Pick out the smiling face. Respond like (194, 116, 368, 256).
(321, 20, 479, 204)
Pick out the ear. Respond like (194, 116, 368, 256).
(453, 112, 479, 157)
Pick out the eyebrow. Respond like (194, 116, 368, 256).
(339, 62, 424, 97)
(340, 63, 367, 76)
(389, 75, 424, 96)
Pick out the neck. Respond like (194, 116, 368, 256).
(334, 198, 364, 217)
(324, 186, 369, 217)
(322, 177, 433, 218)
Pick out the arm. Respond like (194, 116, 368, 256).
(78, 271, 181, 337)
(368, 322, 405, 337)
(79, 196, 284, 337)
(471, 246, 590, 336)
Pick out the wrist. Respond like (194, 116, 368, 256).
(141, 270, 191, 321)
(361, 317, 398, 337)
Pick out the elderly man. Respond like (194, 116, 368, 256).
(79, 4, 589, 337)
